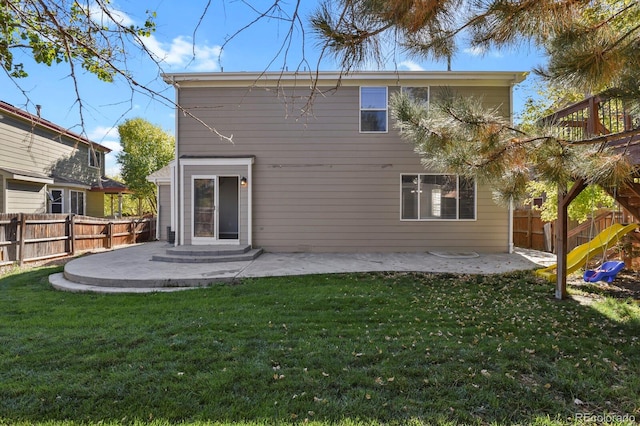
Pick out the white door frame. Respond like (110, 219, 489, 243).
(179, 157, 253, 246)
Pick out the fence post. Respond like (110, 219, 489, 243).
(18, 213, 26, 266)
(68, 214, 76, 256)
(527, 210, 533, 249)
(107, 222, 113, 249)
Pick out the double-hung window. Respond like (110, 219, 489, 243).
(401, 174, 476, 220)
(360, 87, 387, 132)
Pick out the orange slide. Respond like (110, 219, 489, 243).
(535, 223, 638, 282)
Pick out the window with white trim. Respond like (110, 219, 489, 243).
(360, 86, 387, 132)
(401, 86, 429, 105)
(49, 189, 63, 213)
(88, 148, 100, 168)
(401, 174, 475, 220)
(70, 190, 85, 215)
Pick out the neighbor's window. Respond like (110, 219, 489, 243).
(88, 148, 100, 168)
(49, 189, 63, 213)
(401, 174, 475, 220)
(360, 87, 387, 132)
(70, 190, 85, 215)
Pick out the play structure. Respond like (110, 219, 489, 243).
(583, 260, 626, 283)
(535, 223, 638, 282)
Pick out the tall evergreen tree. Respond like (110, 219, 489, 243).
(313, 0, 640, 201)
(312, 0, 640, 97)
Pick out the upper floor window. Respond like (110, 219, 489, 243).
(402, 86, 430, 105)
(401, 174, 476, 220)
(88, 148, 100, 168)
(360, 87, 387, 132)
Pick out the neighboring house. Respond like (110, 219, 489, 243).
(0, 101, 127, 216)
(157, 71, 527, 253)
(147, 162, 173, 241)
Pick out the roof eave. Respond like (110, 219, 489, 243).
(162, 70, 528, 87)
(0, 101, 112, 153)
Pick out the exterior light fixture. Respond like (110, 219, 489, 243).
(240, 176, 248, 187)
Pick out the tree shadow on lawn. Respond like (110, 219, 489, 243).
(0, 269, 639, 425)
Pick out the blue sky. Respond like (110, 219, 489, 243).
(1, 1, 547, 176)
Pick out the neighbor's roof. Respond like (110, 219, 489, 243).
(163, 70, 528, 88)
(146, 161, 173, 183)
(0, 100, 111, 153)
(91, 176, 132, 194)
(0, 167, 54, 185)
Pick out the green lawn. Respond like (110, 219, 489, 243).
(0, 266, 638, 425)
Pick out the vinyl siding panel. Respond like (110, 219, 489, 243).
(0, 175, 4, 212)
(158, 183, 171, 240)
(6, 182, 46, 213)
(177, 83, 512, 253)
(0, 114, 104, 180)
(86, 191, 104, 217)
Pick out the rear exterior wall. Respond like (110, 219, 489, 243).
(177, 84, 512, 253)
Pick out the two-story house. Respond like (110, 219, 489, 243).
(158, 71, 526, 253)
(0, 101, 127, 217)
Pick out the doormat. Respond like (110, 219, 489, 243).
(429, 251, 480, 259)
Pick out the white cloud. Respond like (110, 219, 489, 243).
(398, 60, 425, 71)
(88, 125, 121, 176)
(464, 46, 486, 56)
(463, 46, 503, 58)
(142, 34, 222, 72)
(101, 140, 122, 153)
(88, 125, 119, 141)
(88, 4, 135, 28)
(88, 4, 222, 72)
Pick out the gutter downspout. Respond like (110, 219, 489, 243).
(172, 77, 180, 247)
(508, 198, 514, 253)
(507, 77, 517, 254)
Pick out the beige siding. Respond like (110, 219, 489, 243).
(86, 191, 104, 217)
(158, 183, 171, 240)
(0, 114, 104, 181)
(0, 175, 4, 213)
(6, 181, 46, 213)
(177, 83, 512, 253)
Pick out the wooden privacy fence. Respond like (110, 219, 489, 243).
(513, 208, 624, 253)
(0, 213, 156, 266)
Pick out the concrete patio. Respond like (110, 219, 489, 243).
(49, 242, 556, 293)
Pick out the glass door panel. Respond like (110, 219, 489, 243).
(193, 178, 215, 238)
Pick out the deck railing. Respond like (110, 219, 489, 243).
(540, 94, 640, 141)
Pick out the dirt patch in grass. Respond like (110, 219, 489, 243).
(569, 269, 640, 302)
(0, 256, 72, 276)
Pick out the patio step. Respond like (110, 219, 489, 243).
(49, 243, 265, 292)
(151, 245, 263, 263)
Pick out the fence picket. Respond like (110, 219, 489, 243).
(0, 213, 156, 266)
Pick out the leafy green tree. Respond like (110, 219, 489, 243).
(1, 0, 157, 129)
(518, 84, 616, 223)
(117, 118, 174, 214)
(526, 181, 615, 224)
(0, 0, 155, 81)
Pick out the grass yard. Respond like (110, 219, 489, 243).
(0, 266, 638, 425)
